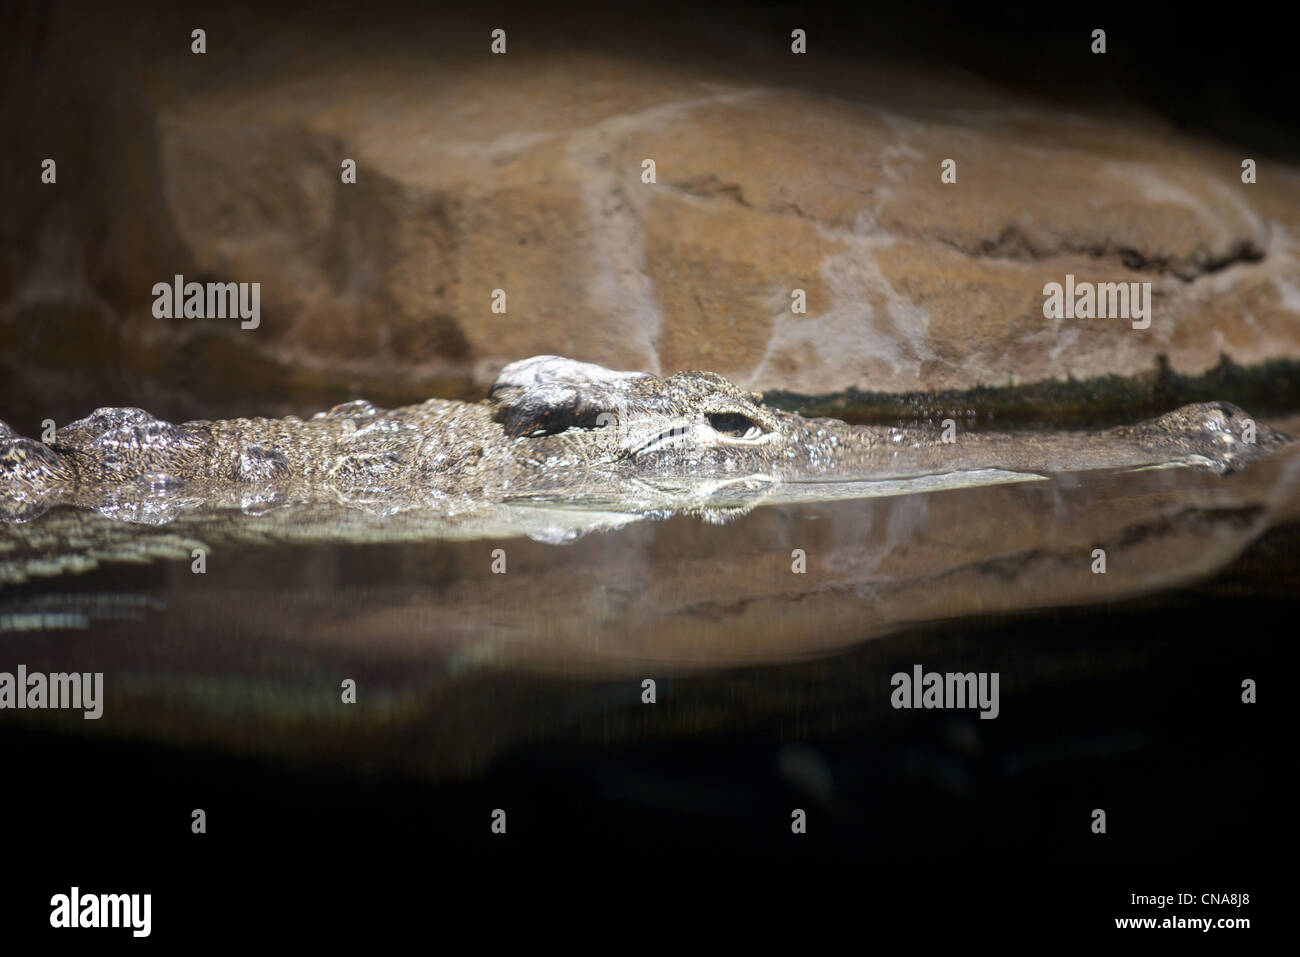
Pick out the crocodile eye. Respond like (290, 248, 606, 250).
(706, 412, 764, 440)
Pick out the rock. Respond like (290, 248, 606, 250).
(3, 3, 1299, 420)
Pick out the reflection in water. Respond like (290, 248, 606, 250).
(2, 439, 1299, 780)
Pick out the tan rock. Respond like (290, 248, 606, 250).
(3, 2, 1299, 415)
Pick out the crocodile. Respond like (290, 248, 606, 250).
(0, 355, 1292, 527)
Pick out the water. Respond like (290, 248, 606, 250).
(0, 442, 1291, 939)
(3, 440, 1298, 788)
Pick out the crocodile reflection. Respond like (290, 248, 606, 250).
(0, 356, 1291, 531)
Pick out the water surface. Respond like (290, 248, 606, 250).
(3, 438, 1297, 782)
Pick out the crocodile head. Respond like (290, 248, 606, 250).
(487, 356, 1293, 495)
(489, 355, 851, 487)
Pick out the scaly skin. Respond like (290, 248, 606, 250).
(0, 355, 1292, 523)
